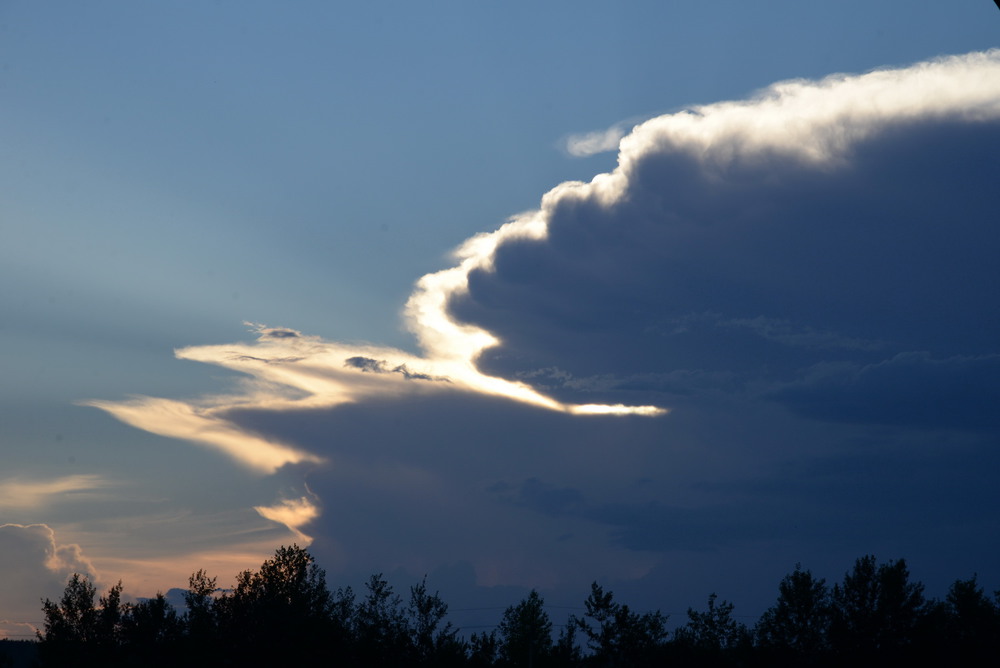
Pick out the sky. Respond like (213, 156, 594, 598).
(2, 0, 1000, 639)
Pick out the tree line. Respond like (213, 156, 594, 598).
(16, 545, 1000, 667)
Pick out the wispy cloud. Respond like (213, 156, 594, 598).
(254, 496, 320, 545)
(0, 475, 114, 509)
(83, 395, 323, 474)
(564, 124, 629, 157)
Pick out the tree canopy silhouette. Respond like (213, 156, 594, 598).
(32, 547, 1000, 667)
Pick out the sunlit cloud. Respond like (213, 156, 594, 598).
(564, 124, 628, 157)
(82, 395, 324, 474)
(618, 50, 1000, 171)
(87, 236, 666, 470)
(0, 475, 114, 510)
(254, 496, 320, 545)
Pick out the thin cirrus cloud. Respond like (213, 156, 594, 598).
(84, 50, 1000, 600)
(0, 475, 114, 510)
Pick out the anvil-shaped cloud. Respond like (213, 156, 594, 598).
(86, 51, 1000, 593)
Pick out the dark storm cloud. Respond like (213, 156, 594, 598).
(772, 352, 1000, 431)
(451, 72, 1000, 432)
(456, 116, 1000, 380)
(87, 52, 1000, 610)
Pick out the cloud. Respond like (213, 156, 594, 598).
(564, 124, 629, 157)
(81, 51, 1000, 606)
(83, 395, 323, 474)
(0, 475, 114, 510)
(661, 312, 884, 352)
(771, 352, 1000, 431)
(451, 51, 1000, 399)
(86, 310, 665, 475)
(254, 495, 320, 545)
(0, 524, 96, 635)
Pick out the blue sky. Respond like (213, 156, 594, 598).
(2, 1, 1000, 637)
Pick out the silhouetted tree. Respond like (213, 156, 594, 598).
(676, 593, 749, 651)
(674, 592, 751, 667)
(353, 573, 410, 665)
(408, 576, 465, 666)
(468, 630, 500, 667)
(756, 564, 831, 665)
(118, 593, 182, 666)
(938, 575, 1000, 662)
(552, 622, 583, 667)
(829, 555, 925, 662)
(574, 582, 668, 666)
(40, 573, 98, 643)
(181, 568, 218, 661)
(36, 549, 1000, 667)
(498, 590, 553, 667)
(214, 544, 334, 664)
(38, 575, 123, 665)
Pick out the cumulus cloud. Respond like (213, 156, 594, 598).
(452, 51, 1000, 397)
(83, 51, 1000, 601)
(0, 524, 96, 635)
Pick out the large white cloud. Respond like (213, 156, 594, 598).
(451, 50, 1000, 409)
(78, 50, 1000, 609)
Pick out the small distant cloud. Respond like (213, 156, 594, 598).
(245, 321, 301, 339)
(344, 356, 446, 381)
(564, 124, 628, 157)
(345, 356, 389, 373)
(254, 496, 320, 545)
